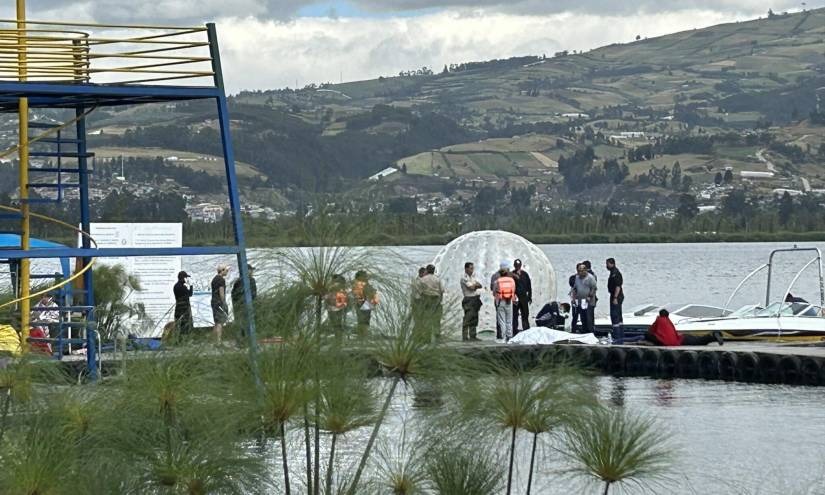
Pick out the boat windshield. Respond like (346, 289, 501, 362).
(730, 304, 762, 317)
(755, 302, 817, 317)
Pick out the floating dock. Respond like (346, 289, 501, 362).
(54, 340, 825, 386)
(460, 342, 825, 386)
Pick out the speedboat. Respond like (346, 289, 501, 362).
(676, 247, 825, 342)
(678, 301, 825, 342)
(594, 302, 730, 334)
(593, 247, 825, 341)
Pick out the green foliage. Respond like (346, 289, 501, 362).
(562, 407, 675, 493)
(426, 442, 505, 495)
(92, 264, 146, 340)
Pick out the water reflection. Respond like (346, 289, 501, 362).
(609, 377, 626, 407)
(654, 380, 675, 407)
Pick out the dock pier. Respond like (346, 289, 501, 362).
(55, 341, 825, 386)
(460, 342, 825, 386)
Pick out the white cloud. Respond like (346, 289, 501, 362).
(216, 8, 746, 92)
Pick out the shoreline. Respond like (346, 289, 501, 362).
(40, 231, 825, 249)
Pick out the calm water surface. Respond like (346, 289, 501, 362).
(198, 241, 825, 493)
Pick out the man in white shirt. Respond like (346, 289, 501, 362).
(460, 262, 483, 341)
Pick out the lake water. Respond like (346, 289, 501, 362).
(282, 375, 825, 494)
(212, 241, 824, 495)
(25, 239, 824, 493)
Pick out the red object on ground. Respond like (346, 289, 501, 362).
(29, 327, 53, 355)
(648, 315, 683, 346)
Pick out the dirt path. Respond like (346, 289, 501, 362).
(756, 149, 777, 173)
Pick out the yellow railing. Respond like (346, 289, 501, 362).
(0, 19, 215, 85)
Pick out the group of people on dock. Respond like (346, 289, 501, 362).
(169, 257, 723, 347)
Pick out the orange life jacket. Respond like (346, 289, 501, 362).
(334, 291, 348, 309)
(497, 276, 515, 301)
(352, 280, 379, 305)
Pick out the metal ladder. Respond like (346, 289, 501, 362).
(6, 119, 98, 367)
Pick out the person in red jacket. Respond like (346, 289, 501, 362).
(645, 309, 723, 346)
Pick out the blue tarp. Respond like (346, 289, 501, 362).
(0, 234, 72, 279)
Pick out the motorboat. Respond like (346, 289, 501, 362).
(678, 301, 824, 342)
(594, 302, 730, 334)
(595, 247, 825, 342)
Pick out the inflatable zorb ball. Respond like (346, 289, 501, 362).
(432, 231, 557, 334)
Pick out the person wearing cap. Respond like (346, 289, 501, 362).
(211, 264, 231, 343)
(510, 259, 533, 335)
(173, 270, 194, 339)
(417, 264, 445, 341)
(231, 264, 258, 338)
(491, 260, 516, 342)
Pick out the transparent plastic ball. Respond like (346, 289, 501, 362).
(432, 230, 556, 333)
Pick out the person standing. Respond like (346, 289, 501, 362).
(571, 263, 597, 334)
(211, 264, 230, 344)
(352, 270, 379, 336)
(491, 266, 503, 339)
(582, 260, 597, 334)
(231, 264, 258, 336)
(325, 274, 349, 335)
(568, 267, 581, 332)
(173, 271, 194, 339)
(606, 258, 624, 344)
(460, 262, 483, 341)
(417, 264, 445, 341)
(492, 261, 516, 342)
(410, 266, 426, 332)
(511, 259, 532, 335)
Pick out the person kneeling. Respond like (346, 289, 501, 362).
(645, 309, 723, 346)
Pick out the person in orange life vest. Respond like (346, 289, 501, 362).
(492, 260, 517, 342)
(325, 274, 349, 335)
(352, 270, 379, 336)
(645, 309, 723, 346)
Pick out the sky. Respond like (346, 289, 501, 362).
(3, 0, 810, 92)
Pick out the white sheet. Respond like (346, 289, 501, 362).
(507, 327, 599, 345)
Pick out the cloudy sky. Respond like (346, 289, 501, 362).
(4, 0, 806, 92)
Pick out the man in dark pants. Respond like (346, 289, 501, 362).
(582, 260, 597, 335)
(568, 267, 581, 332)
(173, 271, 194, 339)
(460, 262, 483, 341)
(606, 258, 624, 344)
(231, 264, 258, 338)
(572, 263, 597, 334)
(511, 259, 532, 335)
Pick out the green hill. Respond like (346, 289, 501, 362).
(69, 8, 825, 202)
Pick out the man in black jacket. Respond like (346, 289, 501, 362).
(511, 259, 532, 335)
(173, 270, 194, 339)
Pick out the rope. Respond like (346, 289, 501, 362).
(0, 204, 97, 309)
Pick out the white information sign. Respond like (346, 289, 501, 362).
(85, 223, 182, 337)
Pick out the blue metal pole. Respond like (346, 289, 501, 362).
(76, 105, 97, 379)
(207, 23, 259, 355)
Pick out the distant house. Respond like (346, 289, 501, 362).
(740, 171, 774, 179)
(186, 202, 224, 223)
(369, 167, 398, 181)
(561, 112, 590, 119)
(772, 188, 803, 196)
